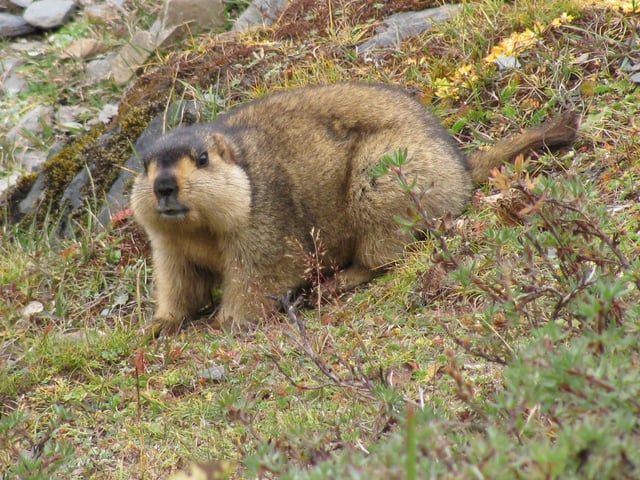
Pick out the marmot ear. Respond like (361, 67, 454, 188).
(210, 133, 234, 163)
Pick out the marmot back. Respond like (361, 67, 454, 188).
(130, 82, 579, 335)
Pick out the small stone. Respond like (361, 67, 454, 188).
(200, 365, 226, 382)
(1, 57, 28, 96)
(495, 55, 521, 70)
(0, 172, 23, 197)
(3, 74, 27, 96)
(161, 0, 225, 32)
(15, 149, 47, 172)
(61, 38, 107, 60)
(23, 0, 77, 29)
(10, 40, 47, 56)
(358, 5, 462, 54)
(97, 103, 118, 124)
(0, 13, 37, 38)
(18, 173, 47, 217)
(233, 0, 289, 31)
(85, 4, 119, 23)
(111, 30, 158, 84)
(7, 105, 54, 145)
(10, 0, 35, 7)
(21, 301, 44, 321)
(631, 71, 640, 84)
(86, 54, 115, 82)
(55, 105, 83, 124)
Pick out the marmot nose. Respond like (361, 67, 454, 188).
(154, 175, 178, 199)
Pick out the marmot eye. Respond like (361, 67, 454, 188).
(197, 152, 209, 168)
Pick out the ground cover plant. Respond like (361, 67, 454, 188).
(1, 0, 640, 478)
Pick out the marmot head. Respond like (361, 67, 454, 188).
(130, 125, 251, 234)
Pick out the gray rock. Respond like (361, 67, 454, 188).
(200, 365, 226, 382)
(23, 0, 77, 29)
(112, 0, 225, 85)
(18, 173, 46, 217)
(86, 53, 116, 82)
(495, 55, 521, 70)
(161, 0, 225, 32)
(10, 40, 47, 55)
(1, 56, 28, 96)
(10, 0, 35, 7)
(96, 103, 119, 125)
(7, 105, 54, 145)
(0, 173, 23, 198)
(0, 13, 37, 38)
(232, 0, 289, 31)
(358, 5, 462, 54)
(2, 72, 28, 96)
(631, 71, 640, 84)
(15, 149, 47, 172)
(85, 3, 117, 23)
(111, 29, 164, 84)
(60, 164, 89, 212)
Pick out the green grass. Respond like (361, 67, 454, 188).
(2, 0, 640, 478)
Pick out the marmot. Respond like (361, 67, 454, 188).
(130, 82, 579, 334)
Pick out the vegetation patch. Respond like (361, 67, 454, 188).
(1, 0, 640, 478)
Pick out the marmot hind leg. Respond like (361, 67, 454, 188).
(338, 229, 409, 290)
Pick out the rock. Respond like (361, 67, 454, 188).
(631, 71, 640, 84)
(0, 13, 37, 38)
(161, 0, 225, 32)
(61, 38, 108, 60)
(0, 56, 27, 96)
(10, 39, 47, 56)
(200, 365, 226, 382)
(86, 53, 116, 82)
(96, 103, 118, 125)
(0, 173, 23, 198)
(15, 149, 47, 172)
(85, 3, 119, 23)
(7, 105, 54, 145)
(232, 0, 289, 31)
(23, 0, 78, 29)
(18, 173, 46, 216)
(358, 5, 462, 54)
(10, 0, 35, 7)
(55, 105, 84, 125)
(112, 0, 225, 85)
(495, 55, 521, 70)
(111, 29, 166, 84)
(2, 71, 28, 96)
(21, 301, 44, 321)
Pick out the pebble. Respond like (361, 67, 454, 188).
(200, 365, 226, 382)
(7, 105, 54, 145)
(0, 13, 36, 37)
(358, 5, 462, 54)
(0, 172, 23, 198)
(15, 149, 47, 172)
(86, 54, 116, 82)
(0, 56, 27, 95)
(23, 0, 77, 29)
(10, 0, 35, 8)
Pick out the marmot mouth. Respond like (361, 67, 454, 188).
(157, 206, 189, 219)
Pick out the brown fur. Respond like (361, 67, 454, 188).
(130, 82, 579, 334)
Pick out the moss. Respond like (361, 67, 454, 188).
(84, 105, 157, 202)
(39, 125, 106, 217)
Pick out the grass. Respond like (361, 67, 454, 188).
(2, 0, 640, 478)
